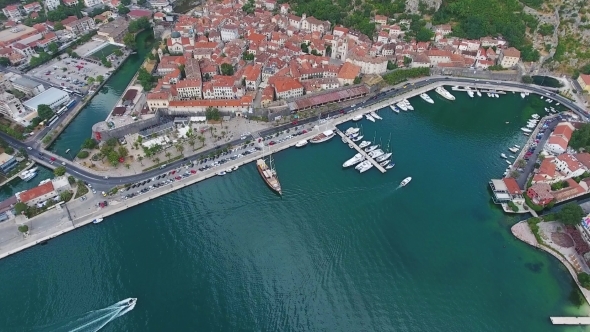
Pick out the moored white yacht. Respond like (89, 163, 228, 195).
(370, 111, 382, 120)
(368, 149, 384, 159)
(520, 92, 526, 98)
(352, 135, 363, 142)
(403, 99, 414, 110)
(520, 127, 532, 133)
(375, 152, 392, 162)
(352, 114, 363, 121)
(385, 163, 395, 169)
(365, 113, 375, 122)
(358, 141, 371, 149)
(390, 105, 400, 113)
(379, 159, 390, 167)
(343, 153, 365, 167)
(501, 153, 507, 159)
(420, 93, 434, 104)
(310, 130, 335, 143)
(295, 140, 308, 148)
(345, 127, 360, 135)
(508, 147, 519, 153)
(92, 217, 104, 224)
(357, 161, 374, 173)
(467, 90, 474, 98)
(476, 90, 482, 97)
(396, 102, 408, 111)
(434, 86, 456, 100)
(364, 144, 379, 152)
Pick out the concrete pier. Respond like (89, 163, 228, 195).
(334, 129, 386, 173)
(550, 317, 590, 325)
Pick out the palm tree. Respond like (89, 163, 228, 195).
(125, 163, 130, 169)
(188, 138, 196, 151)
(199, 136, 205, 147)
(153, 157, 160, 164)
(175, 144, 184, 154)
(165, 152, 171, 161)
(138, 156, 144, 165)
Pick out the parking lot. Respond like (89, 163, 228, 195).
(29, 54, 113, 94)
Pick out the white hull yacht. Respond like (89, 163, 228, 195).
(343, 153, 365, 167)
(435, 86, 455, 100)
(419, 93, 434, 104)
(365, 114, 375, 122)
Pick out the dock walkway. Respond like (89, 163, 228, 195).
(334, 129, 386, 173)
(550, 317, 590, 325)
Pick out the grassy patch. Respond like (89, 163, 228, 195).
(74, 181, 89, 199)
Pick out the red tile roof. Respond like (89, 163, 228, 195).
(19, 182, 54, 203)
(502, 177, 521, 195)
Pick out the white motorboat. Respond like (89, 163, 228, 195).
(375, 152, 392, 162)
(514, 145, 520, 148)
(403, 99, 414, 110)
(467, 90, 474, 98)
(524, 133, 530, 136)
(349, 132, 359, 139)
(345, 127, 360, 135)
(370, 111, 382, 120)
(390, 105, 400, 113)
(546, 99, 553, 103)
(520, 92, 526, 98)
(355, 160, 370, 170)
(217, 171, 227, 176)
(501, 153, 507, 159)
(385, 163, 395, 169)
(400, 177, 412, 187)
(365, 114, 375, 122)
(486, 92, 491, 97)
(544, 107, 549, 112)
(508, 147, 519, 153)
(396, 102, 408, 111)
(435, 86, 455, 100)
(358, 141, 371, 149)
(226, 168, 233, 173)
(21, 171, 37, 182)
(379, 159, 390, 167)
(531, 114, 540, 119)
(368, 149, 384, 159)
(476, 90, 482, 97)
(540, 96, 544, 99)
(506, 160, 512, 165)
(526, 123, 536, 129)
(521, 128, 532, 133)
(556, 103, 560, 106)
(352, 135, 363, 142)
(295, 140, 308, 148)
(358, 161, 374, 173)
(310, 130, 335, 143)
(364, 144, 379, 152)
(495, 93, 500, 98)
(93, 218, 104, 224)
(420, 93, 434, 104)
(343, 153, 365, 167)
(352, 114, 363, 121)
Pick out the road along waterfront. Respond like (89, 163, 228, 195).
(0, 92, 584, 331)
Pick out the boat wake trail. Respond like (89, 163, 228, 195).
(30, 298, 136, 332)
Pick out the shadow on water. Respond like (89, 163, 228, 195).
(525, 261, 545, 273)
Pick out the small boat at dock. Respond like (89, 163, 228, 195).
(420, 93, 434, 104)
(365, 114, 375, 122)
(520, 92, 526, 98)
(476, 90, 482, 97)
(520, 128, 532, 133)
(370, 111, 382, 120)
(435, 87, 455, 100)
(390, 105, 400, 113)
(364, 144, 379, 153)
(467, 90, 474, 98)
(232, 165, 239, 171)
(506, 160, 512, 165)
(501, 153, 507, 159)
(352, 135, 363, 142)
(508, 147, 519, 153)
(403, 99, 414, 110)
(352, 114, 363, 121)
(343, 153, 365, 167)
(358, 141, 371, 149)
(356, 161, 374, 173)
(217, 171, 227, 176)
(295, 140, 308, 148)
(386, 163, 395, 169)
(310, 130, 335, 143)
(396, 102, 408, 111)
(93, 218, 104, 224)
(65, 149, 71, 154)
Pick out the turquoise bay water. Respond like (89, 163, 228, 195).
(0, 92, 586, 331)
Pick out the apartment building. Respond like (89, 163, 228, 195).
(0, 91, 25, 118)
(273, 78, 303, 99)
(498, 47, 520, 68)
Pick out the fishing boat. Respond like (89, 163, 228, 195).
(20, 168, 38, 181)
(514, 145, 520, 148)
(343, 153, 365, 167)
(352, 114, 363, 121)
(520, 127, 532, 133)
(370, 111, 382, 120)
(365, 113, 375, 122)
(419, 93, 434, 104)
(435, 86, 456, 100)
(92, 217, 104, 224)
(256, 156, 282, 195)
(556, 102, 560, 106)
(390, 105, 400, 113)
(501, 153, 507, 159)
(217, 171, 227, 176)
(523, 133, 530, 136)
(400, 177, 412, 187)
(295, 139, 308, 148)
(364, 144, 379, 153)
(225, 168, 233, 173)
(358, 141, 371, 148)
(494, 93, 499, 98)
(310, 130, 335, 143)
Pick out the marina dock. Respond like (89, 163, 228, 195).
(550, 317, 590, 325)
(334, 129, 386, 173)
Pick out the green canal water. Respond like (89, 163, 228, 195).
(48, 30, 155, 160)
(0, 91, 588, 331)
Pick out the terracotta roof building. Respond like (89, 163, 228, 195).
(18, 182, 57, 206)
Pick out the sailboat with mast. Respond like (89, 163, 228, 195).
(375, 134, 392, 162)
(257, 153, 282, 195)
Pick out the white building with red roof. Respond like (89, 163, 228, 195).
(17, 182, 56, 206)
(2, 5, 22, 21)
(23, 2, 42, 13)
(273, 78, 303, 99)
(546, 122, 575, 155)
(554, 154, 586, 178)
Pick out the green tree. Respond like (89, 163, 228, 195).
(118, 146, 128, 158)
(387, 61, 397, 70)
(205, 107, 221, 121)
(121, 0, 131, 5)
(48, 42, 59, 54)
(87, 76, 95, 85)
(570, 123, 590, 151)
(81, 138, 98, 149)
(118, 5, 130, 14)
(96, 75, 104, 84)
(54, 22, 64, 30)
(220, 63, 234, 76)
(113, 49, 123, 56)
(522, 75, 533, 84)
(59, 190, 73, 202)
(14, 202, 27, 215)
(138, 155, 144, 165)
(77, 150, 89, 158)
(188, 138, 196, 151)
(153, 157, 160, 164)
(415, 27, 434, 42)
(37, 104, 54, 120)
(108, 151, 119, 166)
(123, 32, 137, 50)
(0, 57, 10, 66)
(54, 166, 66, 176)
(353, 76, 362, 84)
(557, 203, 584, 226)
(242, 52, 254, 60)
(128, 16, 150, 33)
(578, 272, 590, 289)
(18, 224, 29, 233)
(301, 43, 309, 53)
(538, 24, 554, 36)
(175, 144, 184, 154)
(165, 151, 171, 161)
